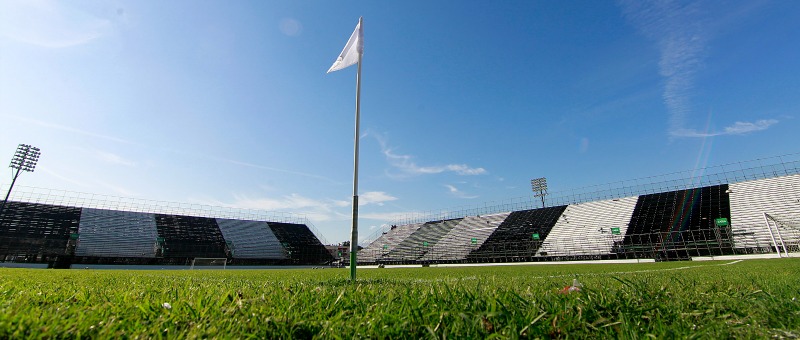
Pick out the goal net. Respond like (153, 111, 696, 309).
(190, 257, 227, 269)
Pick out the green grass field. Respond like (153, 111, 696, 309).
(1, 259, 799, 338)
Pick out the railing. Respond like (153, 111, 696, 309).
(355, 226, 796, 265)
(0, 185, 335, 246)
(0, 185, 310, 226)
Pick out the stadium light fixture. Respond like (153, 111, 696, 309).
(531, 177, 548, 208)
(0, 144, 41, 220)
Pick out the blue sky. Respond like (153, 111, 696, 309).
(1, 0, 798, 244)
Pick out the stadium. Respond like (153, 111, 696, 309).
(1, 153, 797, 269)
(0, 187, 333, 269)
(357, 153, 800, 265)
(2, 2, 800, 337)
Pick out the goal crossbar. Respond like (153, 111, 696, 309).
(190, 257, 228, 269)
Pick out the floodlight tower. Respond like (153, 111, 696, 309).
(531, 177, 548, 208)
(0, 144, 41, 219)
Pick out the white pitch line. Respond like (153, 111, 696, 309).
(405, 260, 746, 284)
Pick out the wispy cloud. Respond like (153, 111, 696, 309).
(95, 150, 137, 167)
(0, 0, 116, 48)
(198, 190, 397, 223)
(10, 116, 134, 144)
(721, 120, 779, 134)
(200, 193, 347, 223)
(40, 168, 90, 187)
(359, 191, 398, 206)
(229, 194, 332, 212)
(369, 132, 487, 177)
(213, 157, 342, 184)
(619, 0, 777, 138)
(579, 137, 589, 153)
(672, 119, 779, 137)
(444, 184, 478, 199)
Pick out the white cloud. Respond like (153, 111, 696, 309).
(332, 199, 351, 208)
(201, 192, 395, 224)
(358, 191, 398, 206)
(229, 193, 332, 212)
(444, 184, 478, 199)
(619, 1, 776, 138)
(370, 132, 486, 177)
(722, 119, 778, 134)
(671, 119, 779, 137)
(619, 0, 707, 135)
(192, 192, 413, 244)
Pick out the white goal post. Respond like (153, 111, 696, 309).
(190, 257, 228, 269)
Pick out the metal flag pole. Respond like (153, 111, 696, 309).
(350, 17, 363, 282)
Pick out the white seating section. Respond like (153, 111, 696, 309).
(537, 197, 637, 257)
(386, 219, 463, 261)
(421, 212, 510, 261)
(729, 174, 800, 251)
(76, 208, 159, 258)
(75, 209, 304, 260)
(358, 223, 424, 262)
(216, 219, 287, 259)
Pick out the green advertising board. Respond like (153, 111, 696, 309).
(471, 238, 478, 244)
(611, 227, 621, 235)
(532, 233, 540, 240)
(383, 244, 388, 250)
(423, 241, 429, 247)
(714, 217, 729, 227)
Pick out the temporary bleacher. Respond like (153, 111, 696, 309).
(0, 201, 81, 259)
(216, 219, 286, 259)
(155, 214, 228, 259)
(619, 184, 733, 258)
(729, 174, 800, 252)
(357, 223, 424, 263)
(75, 208, 159, 258)
(467, 206, 567, 261)
(420, 212, 510, 262)
(384, 218, 462, 262)
(267, 222, 332, 264)
(767, 214, 800, 251)
(537, 196, 637, 258)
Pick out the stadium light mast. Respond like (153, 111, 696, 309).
(531, 177, 548, 208)
(0, 144, 41, 219)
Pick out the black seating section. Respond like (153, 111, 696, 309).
(617, 184, 733, 259)
(385, 218, 462, 262)
(468, 206, 567, 262)
(268, 222, 333, 264)
(0, 201, 80, 263)
(155, 214, 228, 259)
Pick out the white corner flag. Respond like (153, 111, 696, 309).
(327, 17, 364, 281)
(327, 18, 363, 73)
